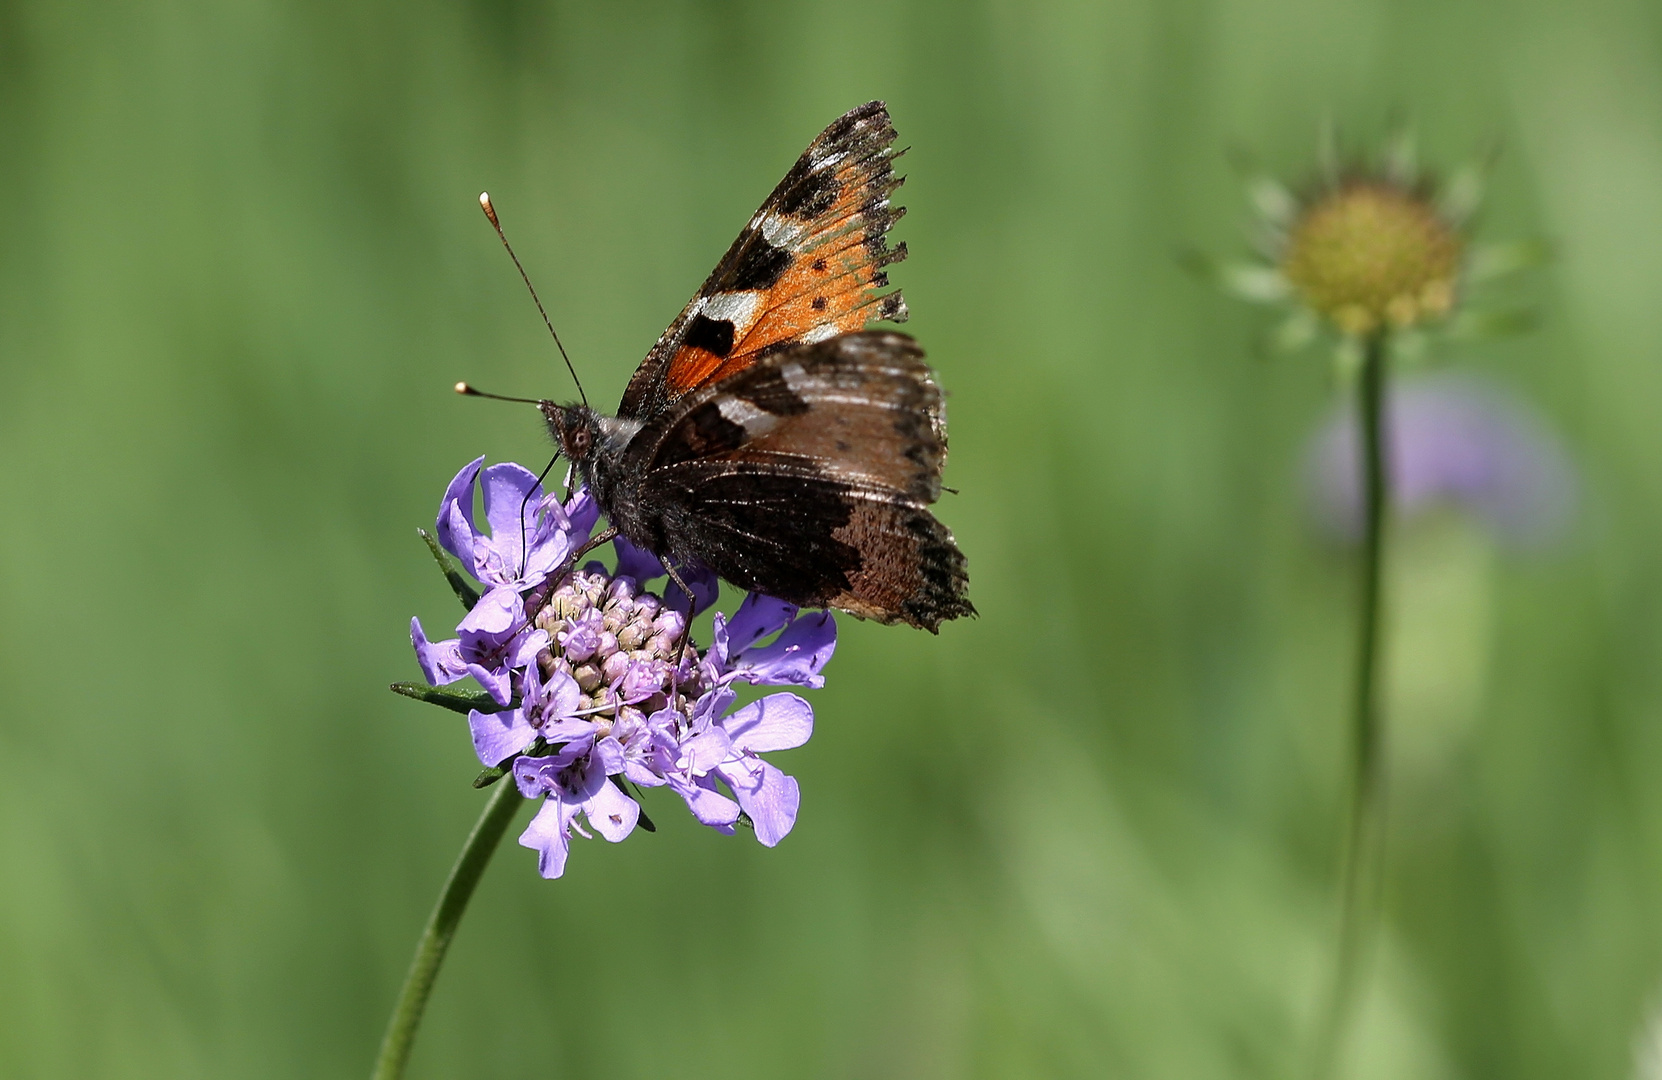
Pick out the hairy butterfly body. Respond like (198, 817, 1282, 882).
(540, 101, 972, 631)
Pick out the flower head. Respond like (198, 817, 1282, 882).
(1197, 128, 1543, 358)
(1281, 180, 1461, 336)
(406, 457, 834, 879)
(1307, 372, 1576, 548)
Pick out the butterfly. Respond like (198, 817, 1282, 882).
(539, 101, 973, 632)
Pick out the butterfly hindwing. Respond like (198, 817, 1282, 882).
(626, 331, 971, 631)
(618, 101, 909, 424)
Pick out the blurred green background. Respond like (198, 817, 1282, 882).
(4, 0, 1662, 1076)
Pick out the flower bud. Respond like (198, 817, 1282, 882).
(653, 610, 687, 645)
(602, 651, 632, 684)
(617, 621, 650, 651)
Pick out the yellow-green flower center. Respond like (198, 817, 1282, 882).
(1281, 182, 1462, 336)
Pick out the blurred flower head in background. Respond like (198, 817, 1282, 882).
(1197, 127, 1545, 362)
(1306, 372, 1577, 549)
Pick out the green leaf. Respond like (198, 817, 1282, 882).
(389, 681, 515, 715)
(472, 767, 505, 789)
(418, 528, 480, 610)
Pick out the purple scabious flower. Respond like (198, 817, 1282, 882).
(1307, 372, 1576, 548)
(408, 457, 834, 879)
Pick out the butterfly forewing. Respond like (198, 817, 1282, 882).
(618, 101, 909, 424)
(545, 103, 972, 632)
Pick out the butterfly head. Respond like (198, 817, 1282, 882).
(539, 401, 599, 462)
(539, 401, 643, 498)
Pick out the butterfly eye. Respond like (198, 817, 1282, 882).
(568, 423, 592, 456)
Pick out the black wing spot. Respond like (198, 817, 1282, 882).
(811, 296, 827, 311)
(811, 258, 827, 272)
(778, 171, 840, 218)
(657, 401, 749, 467)
(726, 242, 792, 292)
(684, 314, 736, 358)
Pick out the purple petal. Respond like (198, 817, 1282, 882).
(623, 758, 667, 788)
(728, 612, 836, 688)
(519, 797, 576, 879)
(619, 658, 672, 703)
(674, 775, 741, 828)
(463, 661, 516, 708)
(721, 693, 814, 753)
(508, 629, 550, 672)
(435, 457, 485, 563)
(678, 728, 733, 774)
(545, 737, 594, 769)
(665, 561, 721, 617)
(589, 736, 626, 776)
(411, 618, 467, 686)
(688, 688, 737, 734)
(583, 779, 639, 842)
(469, 707, 536, 766)
(481, 462, 545, 548)
(520, 522, 574, 585)
(612, 533, 665, 582)
(718, 756, 800, 847)
(559, 615, 603, 663)
(563, 487, 601, 543)
(722, 594, 798, 656)
(513, 754, 554, 798)
(541, 717, 600, 745)
(458, 585, 524, 636)
(540, 669, 583, 723)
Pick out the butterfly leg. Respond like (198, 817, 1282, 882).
(659, 560, 699, 676)
(565, 525, 619, 573)
(526, 526, 619, 625)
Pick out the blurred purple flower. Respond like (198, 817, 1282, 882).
(409, 457, 836, 879)
(1308, 373, 1576, 547)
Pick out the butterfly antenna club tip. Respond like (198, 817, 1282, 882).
(476, 191, 588, 407)
(455, 382, 541, 405)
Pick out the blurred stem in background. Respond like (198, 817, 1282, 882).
(1311, 331, 1391, 1078)
(372, 779, 525, 1080)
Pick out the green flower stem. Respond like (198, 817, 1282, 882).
(371, 778, 525, 1080)
(1312, 331, 1391, 1079)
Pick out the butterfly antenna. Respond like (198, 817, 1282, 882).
(517, 452, 563, 579)
(479, 192, 588, 408)
(453, 382, 542, 404)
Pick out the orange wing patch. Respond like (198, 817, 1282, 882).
(618, 101, 909, 422)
